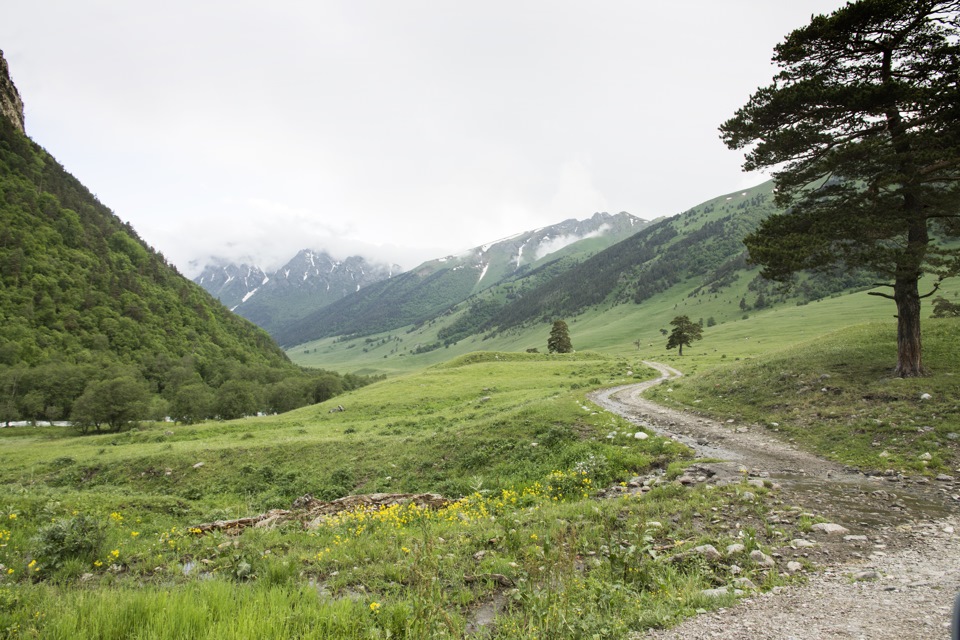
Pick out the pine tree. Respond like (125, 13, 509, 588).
(721, 0, 960, 376)
(666, 315, 703, 356)
(547, 320, 573, 354)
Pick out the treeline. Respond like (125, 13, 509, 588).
(0, 358, 378, 431)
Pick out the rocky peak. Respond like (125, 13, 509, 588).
(0, 50, 25, 134)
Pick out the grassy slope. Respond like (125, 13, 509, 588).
(290, 273, 958, 377)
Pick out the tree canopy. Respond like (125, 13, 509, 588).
(665, 316, 702, 356)
(547, 320, 573, 354)
(721, 0, 960, 377)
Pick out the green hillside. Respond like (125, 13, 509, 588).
(0, 116, 371, 426)
(288, 181, 893, 376)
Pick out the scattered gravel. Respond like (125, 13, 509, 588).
(590, 362, 960, 640)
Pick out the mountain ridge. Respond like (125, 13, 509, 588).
(195, 249, 400, 335)
(273, 211, 647, 346)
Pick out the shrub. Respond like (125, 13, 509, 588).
(31, 514, 106, 573)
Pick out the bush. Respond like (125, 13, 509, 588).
(31, 514, 106, 573)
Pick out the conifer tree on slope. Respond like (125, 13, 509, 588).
(547, 320, 573, 354)
(721, 0, 960, 377)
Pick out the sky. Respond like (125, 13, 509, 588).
(2, 0, 848, 276)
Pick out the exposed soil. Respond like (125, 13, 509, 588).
(589, 362, 960, 640)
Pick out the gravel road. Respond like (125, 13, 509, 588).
(589, 362, 960, 640)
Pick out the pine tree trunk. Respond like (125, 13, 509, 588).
(893, 276, 924, 377)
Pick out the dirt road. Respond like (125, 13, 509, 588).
(589, 362, 960, 640)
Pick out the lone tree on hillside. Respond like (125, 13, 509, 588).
(721, 0, 960, 377)
(666, 315, 702, 356)
(547, 320, 573, 353)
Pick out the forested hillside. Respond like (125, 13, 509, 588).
(0, 115, 373, 427)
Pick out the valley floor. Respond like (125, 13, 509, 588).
(592, 363, 960, 639)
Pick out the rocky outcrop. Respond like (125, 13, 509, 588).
(0, 50, 25, 134)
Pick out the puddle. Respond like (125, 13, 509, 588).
(770, 473, 955, 528)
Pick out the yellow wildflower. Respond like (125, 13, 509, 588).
(369, 602, 381, 612)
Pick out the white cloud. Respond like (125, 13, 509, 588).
(1, 0, 850, 274)
(533, 224, 611, 261)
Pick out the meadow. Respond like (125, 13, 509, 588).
(1, 352, 805, 639)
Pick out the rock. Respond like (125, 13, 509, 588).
(646, 521, 663, 529)
(694, 544, 722, 560)
(879, 450, 891, 458)
(192, 462, 205, 469)
(634, 432, 648, 440)
(811, 523, 850, 535)
(726, 543, 746, 555)
(853, 570, 881, 581)
(748, 479, 766, 489)
(732, 577, 757, 589)
(473, 550, 487, 561)
(676, 475, 696, 485)
(750, 550, 776, 567)
(935, 474, 955, 482)
(790, 539, 817, 548)
(919, 452, 932, 461)
(742, 491, 756, 501)
(920, 393, 932, 400)
(947, 433, 959, 440)
(844, 534, 868, 542)
(701, 587, 730, 598)
(786, 561, 803, 573)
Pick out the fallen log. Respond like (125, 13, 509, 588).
(189, 492, 450, 535)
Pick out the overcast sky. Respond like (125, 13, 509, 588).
(2, 1, 847, 275)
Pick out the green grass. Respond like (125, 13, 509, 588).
(0, 353, 806, 638)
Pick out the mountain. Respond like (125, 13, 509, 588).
(273, 212, 648, 346)
(447, 180, 873, 338)
(0, 52, 373, 426)
(194, 261, 270, 311)
(286, 180, 879, 372)
(195, 250, 399, 335)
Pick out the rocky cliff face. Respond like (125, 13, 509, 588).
(0, 50, 25, 133)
